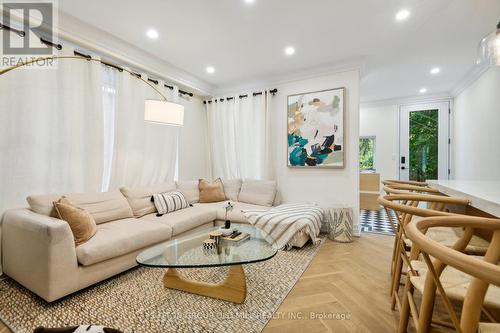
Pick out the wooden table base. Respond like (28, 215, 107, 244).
(163, 265, 247, 304)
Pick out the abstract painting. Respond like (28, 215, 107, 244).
(287, 87, 345, 168)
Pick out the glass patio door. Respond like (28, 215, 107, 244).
(399, 102, 450, 181)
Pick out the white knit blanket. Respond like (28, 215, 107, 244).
(242, 203, 323, 250)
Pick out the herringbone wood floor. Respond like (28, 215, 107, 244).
(0, 234, 402, 333)
(263, 233, 400, 333)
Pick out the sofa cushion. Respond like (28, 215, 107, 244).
(140, 206, 216, 236)
(238, 179, 277, 207)
(27, 193, 63, 217)
(27, 191, 133, 224)
(176, 180, 199, 204)
(222, 179, 242, 201)
(65, 191, 133, 225)
(76, 218, 172, 266)
(120, 182, 176, 217)
(199, 178, 226, 203)
(53, 197, 97, 246)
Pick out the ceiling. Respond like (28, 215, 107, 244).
(58, 0, 500, 101)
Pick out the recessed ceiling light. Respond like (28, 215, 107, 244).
(284, 46, 295, 56)
(419, 88, 427, 93)
(206, 66, 215, 74)
(244, 0, 255, 4)
(146, 29, 159, 39)
(395, 9, 410, 21)
(430, 67, 441, 75)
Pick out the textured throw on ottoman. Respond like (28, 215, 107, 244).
(242, 203, 323, 249)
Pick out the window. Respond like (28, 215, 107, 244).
(359, 136, 376, 171)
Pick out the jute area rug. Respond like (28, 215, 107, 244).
(0, 239, 323, 333)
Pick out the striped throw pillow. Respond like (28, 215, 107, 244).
(152, 191, 190, 215)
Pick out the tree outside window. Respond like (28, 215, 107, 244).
(409, 110, 438, 181)
(359, 136, 375, 171)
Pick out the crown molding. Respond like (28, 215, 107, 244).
(449, 63, 490, 97)
(361, 63, 492, 108)
(360, 92, 453, 109)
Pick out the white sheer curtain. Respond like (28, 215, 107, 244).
(101, 65, 118, 191)
(207, 91, 272, 180)
(0, 46, 104, 213)
(108, 72, 179, 189)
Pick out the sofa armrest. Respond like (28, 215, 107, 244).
(1, 208, 78, 301)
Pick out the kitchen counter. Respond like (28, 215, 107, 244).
(428, 180, 500, 217)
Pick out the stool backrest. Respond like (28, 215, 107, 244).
(382, 179, 429, 187)
(405, 215, 500, 333)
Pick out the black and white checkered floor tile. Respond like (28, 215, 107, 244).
(360, 209, 397, 236)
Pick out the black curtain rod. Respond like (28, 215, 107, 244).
(40, 37, 62, 50)
(203, 89, 278, 104)
(74, 50, 91, 60)
(180, 89, 194, 97)
(147, 79, 191, 96)
(38, 39, 196, 97)
(101, 60, 123, 72)
(0, 22, 25, 37)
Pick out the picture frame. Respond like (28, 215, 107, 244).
(287, 87, 346, 168)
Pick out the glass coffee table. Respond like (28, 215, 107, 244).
(136, 224, 278, 304)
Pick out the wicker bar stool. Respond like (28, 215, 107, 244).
(381, 183, 444, 276)
(401, 215, 500, 333)
(377, 193, 490, 312)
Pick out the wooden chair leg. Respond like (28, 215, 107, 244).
(391, 249, 404, 310)
(390, 227, 401, 275)
(398, 275, 414, 333)
(417, 274, 438, 333)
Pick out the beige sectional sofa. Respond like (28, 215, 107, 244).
(0, 179, 281, 302)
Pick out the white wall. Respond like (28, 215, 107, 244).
(270, 69, 361, 233)
(178, 96, 211, 180)
(452, 66, 500, 181)
(359, 105, 399, 185)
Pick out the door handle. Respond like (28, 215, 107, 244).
(401, 166, 406, 170)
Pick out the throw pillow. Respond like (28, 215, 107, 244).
(199, 178, 226, 203)
(238, 179, 277, 207)
(53, 197, 97, 246)
(152, 191, 190, 216)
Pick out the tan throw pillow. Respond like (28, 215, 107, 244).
(199, 178, 226, 203)
(53, 197, 97, 246)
